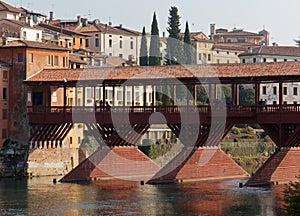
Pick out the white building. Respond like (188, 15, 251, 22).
(0, 1, 21, 20)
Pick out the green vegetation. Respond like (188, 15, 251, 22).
(165, 6, 183, 65)
(284, 179, 300, 215)
(139, 26, 148, 66)
(139, 139, 173, 159)
(183, 21, 195, 64)
(221, 125, 276, 174)
(149, 12, 161, 66)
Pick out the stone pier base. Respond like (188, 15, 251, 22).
(60, 146, 160, 183)
(148, 147, 249, 184)
(246, 147, 300, 186)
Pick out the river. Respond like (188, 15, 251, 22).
(0, 177, 286, 216)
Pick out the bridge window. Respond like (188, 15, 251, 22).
(273, 87, 277, 95)
(284, 87, 287, 95)
(2, 88, 7, 100)
(32, 92, 43, 105)
(2, 128, 7, 139)
(2, 109, 7, 120)
(293, 87, 298, 95)
(262, 86, 267, 95)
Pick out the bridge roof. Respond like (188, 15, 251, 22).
(25, 62, 300, 85)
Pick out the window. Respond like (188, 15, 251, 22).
(242, 59, 246, 63)
(130, 41, 134, 49)
(23, 31, 27, 38)
(274, 58, 277, 62)
(217, 59, 220, 64)
(119, 53, 123, 58)
(3, 88, 7, 100)
(28, 53, 33, 63)
(78, 137, 81, 144)
(3, 70, 8, 79)
(73, 38, 76, 45)
(284, 59, 287, 62)
(262, 86, 267, 95)
(109, 53, 112, 56)
(119, 40, 123, 49)
(52, 91, 57, 102)
(2, 128, 7, 139)
(198, 53, 201, 60)
(36, 33, 39, 39)
(227, 51, 229, 55)
(17, 53, 23, 62)
(53, 56, 59, 66)
(46, 55, 51, 65)
(273, 86, 277, 95)
(208, 54, 211, 61)
(284, 87, 287, 95)
(80, 38, 83, 46)
(95, 38, 99, 47)
(294, 87, 298, 95)
(253, 58, 256, 63)
(70, 137, 73, 144)
(109, 39, 112, 48)
(263, 58, 267, 62)
(86, 39, 89, 47)
(227, 60, 230, 64)
(2, 109, 7, 120)
(117, 90, 122, 100)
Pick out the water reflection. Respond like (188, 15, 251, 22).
(0, 177, 285, 215)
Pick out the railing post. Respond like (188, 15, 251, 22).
(279, 81, 283, 112)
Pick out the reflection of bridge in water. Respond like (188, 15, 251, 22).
(25, 62, 300, 186)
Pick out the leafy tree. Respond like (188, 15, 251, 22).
(239, 87, 255, 105)
(165, 6, 184, 65)
(149, 12, 161, 66)
(183, 21, 195, 64)
(284, 179, 300, 215)
(139, 26, 148, 66)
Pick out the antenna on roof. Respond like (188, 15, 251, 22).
(109, 16, 112, 26)
(20, 0, 23, 7)
(51, 4, 54, 11)
(88, 10, 92, 20)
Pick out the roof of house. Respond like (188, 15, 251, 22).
(69, 53, 87, 64)
(0, 40, 69, 51)
(25, 62, 300, 84)
(0, 1, 22, 13)
(114, 25, 141, 36)
(0, 19, 41, 29)
(215, 28, 264, 38)
(39, 23, 90, 37)
(212, 44, 249, 52)
(239, 46, 300, 57)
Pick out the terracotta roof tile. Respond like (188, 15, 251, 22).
(0, 40, 69, 51)
(0, 1, 22, 13)
(25, 62, 300, 83)
(240, 46, 300, 57)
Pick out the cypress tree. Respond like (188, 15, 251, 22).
(139, 26, 148, 66)
(149, 12, 161, 66)
(165, 6, 184, 65)
(183, 21, 195, 64)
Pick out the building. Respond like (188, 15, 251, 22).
(0, 61, 9, 147)
(239, 45, 300, 105)
(0, 19, 42, 42)
(212, 44, 248, 64)
(210, 24, 267, 46)
(0, 1, 21, 20)
(189, 32, 214, 64)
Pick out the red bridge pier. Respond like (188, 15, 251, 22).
(148, 124, 249, 184)
(246, 124, 300, 186)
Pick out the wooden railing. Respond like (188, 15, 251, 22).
(27, 104, 300, 114)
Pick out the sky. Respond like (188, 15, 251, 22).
(6, 0, 300, 46)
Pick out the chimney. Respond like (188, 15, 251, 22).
(28, 16, 33, 27)
(210, 23, 216, 40)
(83, 18, 88, 26)
(77, 16, 82, 25)
(119, 24, 122, 28)
(49, 11, 54, 21)
(105, 24, 108, 30)
(272, 42, 278, 47)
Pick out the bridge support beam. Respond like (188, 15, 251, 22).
(148, 124, 249, 184)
